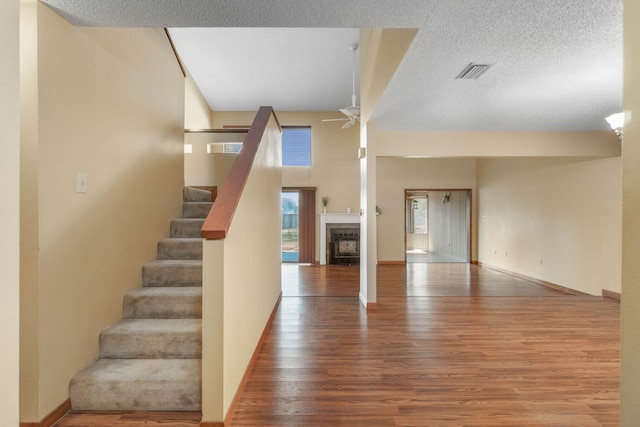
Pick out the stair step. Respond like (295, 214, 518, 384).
(157, 238, 203, 260)
(183, 187, 212, 203)
(69, 359, 201, 411)
(123, 287, 202, 319)
(170, 218, 205, 238)
(100, 319, 201, 359)
(183, 202, 213, 219)
(142, 260, 202, 287)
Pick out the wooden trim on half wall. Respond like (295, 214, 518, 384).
(378, 260, 406, 265)
(602, 289, 621, 302)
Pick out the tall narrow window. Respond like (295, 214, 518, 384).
(282, 127, 311, 166)
(281, 191, 299, 262)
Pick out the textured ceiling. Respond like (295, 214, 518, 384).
(42, 0, 623, 131)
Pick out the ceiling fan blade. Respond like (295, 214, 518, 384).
(341, 120, 355, 129)
(322, 118, 349, 122)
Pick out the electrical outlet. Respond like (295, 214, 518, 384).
(538, 258, 543, 265)
(505, 251, 508, 257)
(77, 173, 87, 193)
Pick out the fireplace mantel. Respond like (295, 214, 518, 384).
(319, 213, 360, 265)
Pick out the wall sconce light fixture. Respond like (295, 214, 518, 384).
(606, 112, 624, 139)
(412, 199, 418, 209)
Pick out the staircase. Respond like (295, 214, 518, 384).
(69, 187, 213, 411)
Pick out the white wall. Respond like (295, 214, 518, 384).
(428, 190, 469, 261)
(376, 158, 477, 262)
(0, 0, 21, 424)
(477, 157, 621, 296)
(21, 4, 185, 420)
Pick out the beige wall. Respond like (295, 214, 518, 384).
(621, 0, 640, 423)
(0, 0, 20, 424)
(21, 4, 185, 421)
(477, 157, 622, 296)
(184, 132, 245, 187)
(211, 111, 360, 261)
(185, 72, 213, 129)
(202, 114, 282, 422)
(376, 158, 478, 262)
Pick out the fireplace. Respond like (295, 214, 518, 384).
(328, 226, 360, 264)
(319, 213, 360, 265)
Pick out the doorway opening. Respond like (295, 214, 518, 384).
(405, 189, 471, 263)
(281, 191, 299, 262)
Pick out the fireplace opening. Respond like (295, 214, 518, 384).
(328, 226, 360, 265)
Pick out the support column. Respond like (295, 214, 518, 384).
(359, 122, 377, 309)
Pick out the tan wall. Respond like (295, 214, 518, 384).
(0, 0, 20, 423)
(376, 158, 478, 262)
(185, 72, 212, 129)
(21, 4, 185, 421)
(211, 111, 360, 261)
(184, 132, 245, 187)
(477, 157, 622, 296)
(202, 114, 282, 422)
(621, 0, 640, 423)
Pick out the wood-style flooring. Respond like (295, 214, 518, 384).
(55, 263, 620, 426)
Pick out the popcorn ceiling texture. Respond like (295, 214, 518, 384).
(42, 0, 622, 131)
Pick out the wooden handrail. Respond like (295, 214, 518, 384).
(200, 106, 280, 240)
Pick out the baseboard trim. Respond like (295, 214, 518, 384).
(208, 292, 283, 427)
(476, 262, 589, 296)
(20, 399, 71, 427)
(377, 260, 406, 265)
(470, 260, 479, 265)
(602, 289, 621, 302)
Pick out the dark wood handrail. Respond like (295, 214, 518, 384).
(200, 106, 280, 240)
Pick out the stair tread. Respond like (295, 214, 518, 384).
(100, 319, 201, 359)
(123, 287, 202, 319)
(70, 359, 201, 411)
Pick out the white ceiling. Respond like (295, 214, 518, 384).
(42, 0, 623, 131)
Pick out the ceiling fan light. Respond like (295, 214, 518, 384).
(606, 112, 624, 132)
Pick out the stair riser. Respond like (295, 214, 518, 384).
(157, 239, 203, 260)
(183, 187, 212, 203)
(142, 263, 202, 287)
(123, 294, 202, 319)
(170, 219, 205, 238)
(183, 202, 213, 219)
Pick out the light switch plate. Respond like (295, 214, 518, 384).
(77, 173, 87, 193)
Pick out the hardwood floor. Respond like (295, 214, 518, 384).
(55, 263, 620, 426)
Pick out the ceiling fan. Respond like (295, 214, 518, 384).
(323, 43, 360, 129)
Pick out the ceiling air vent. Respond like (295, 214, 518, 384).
(455, 63, 494, 79)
